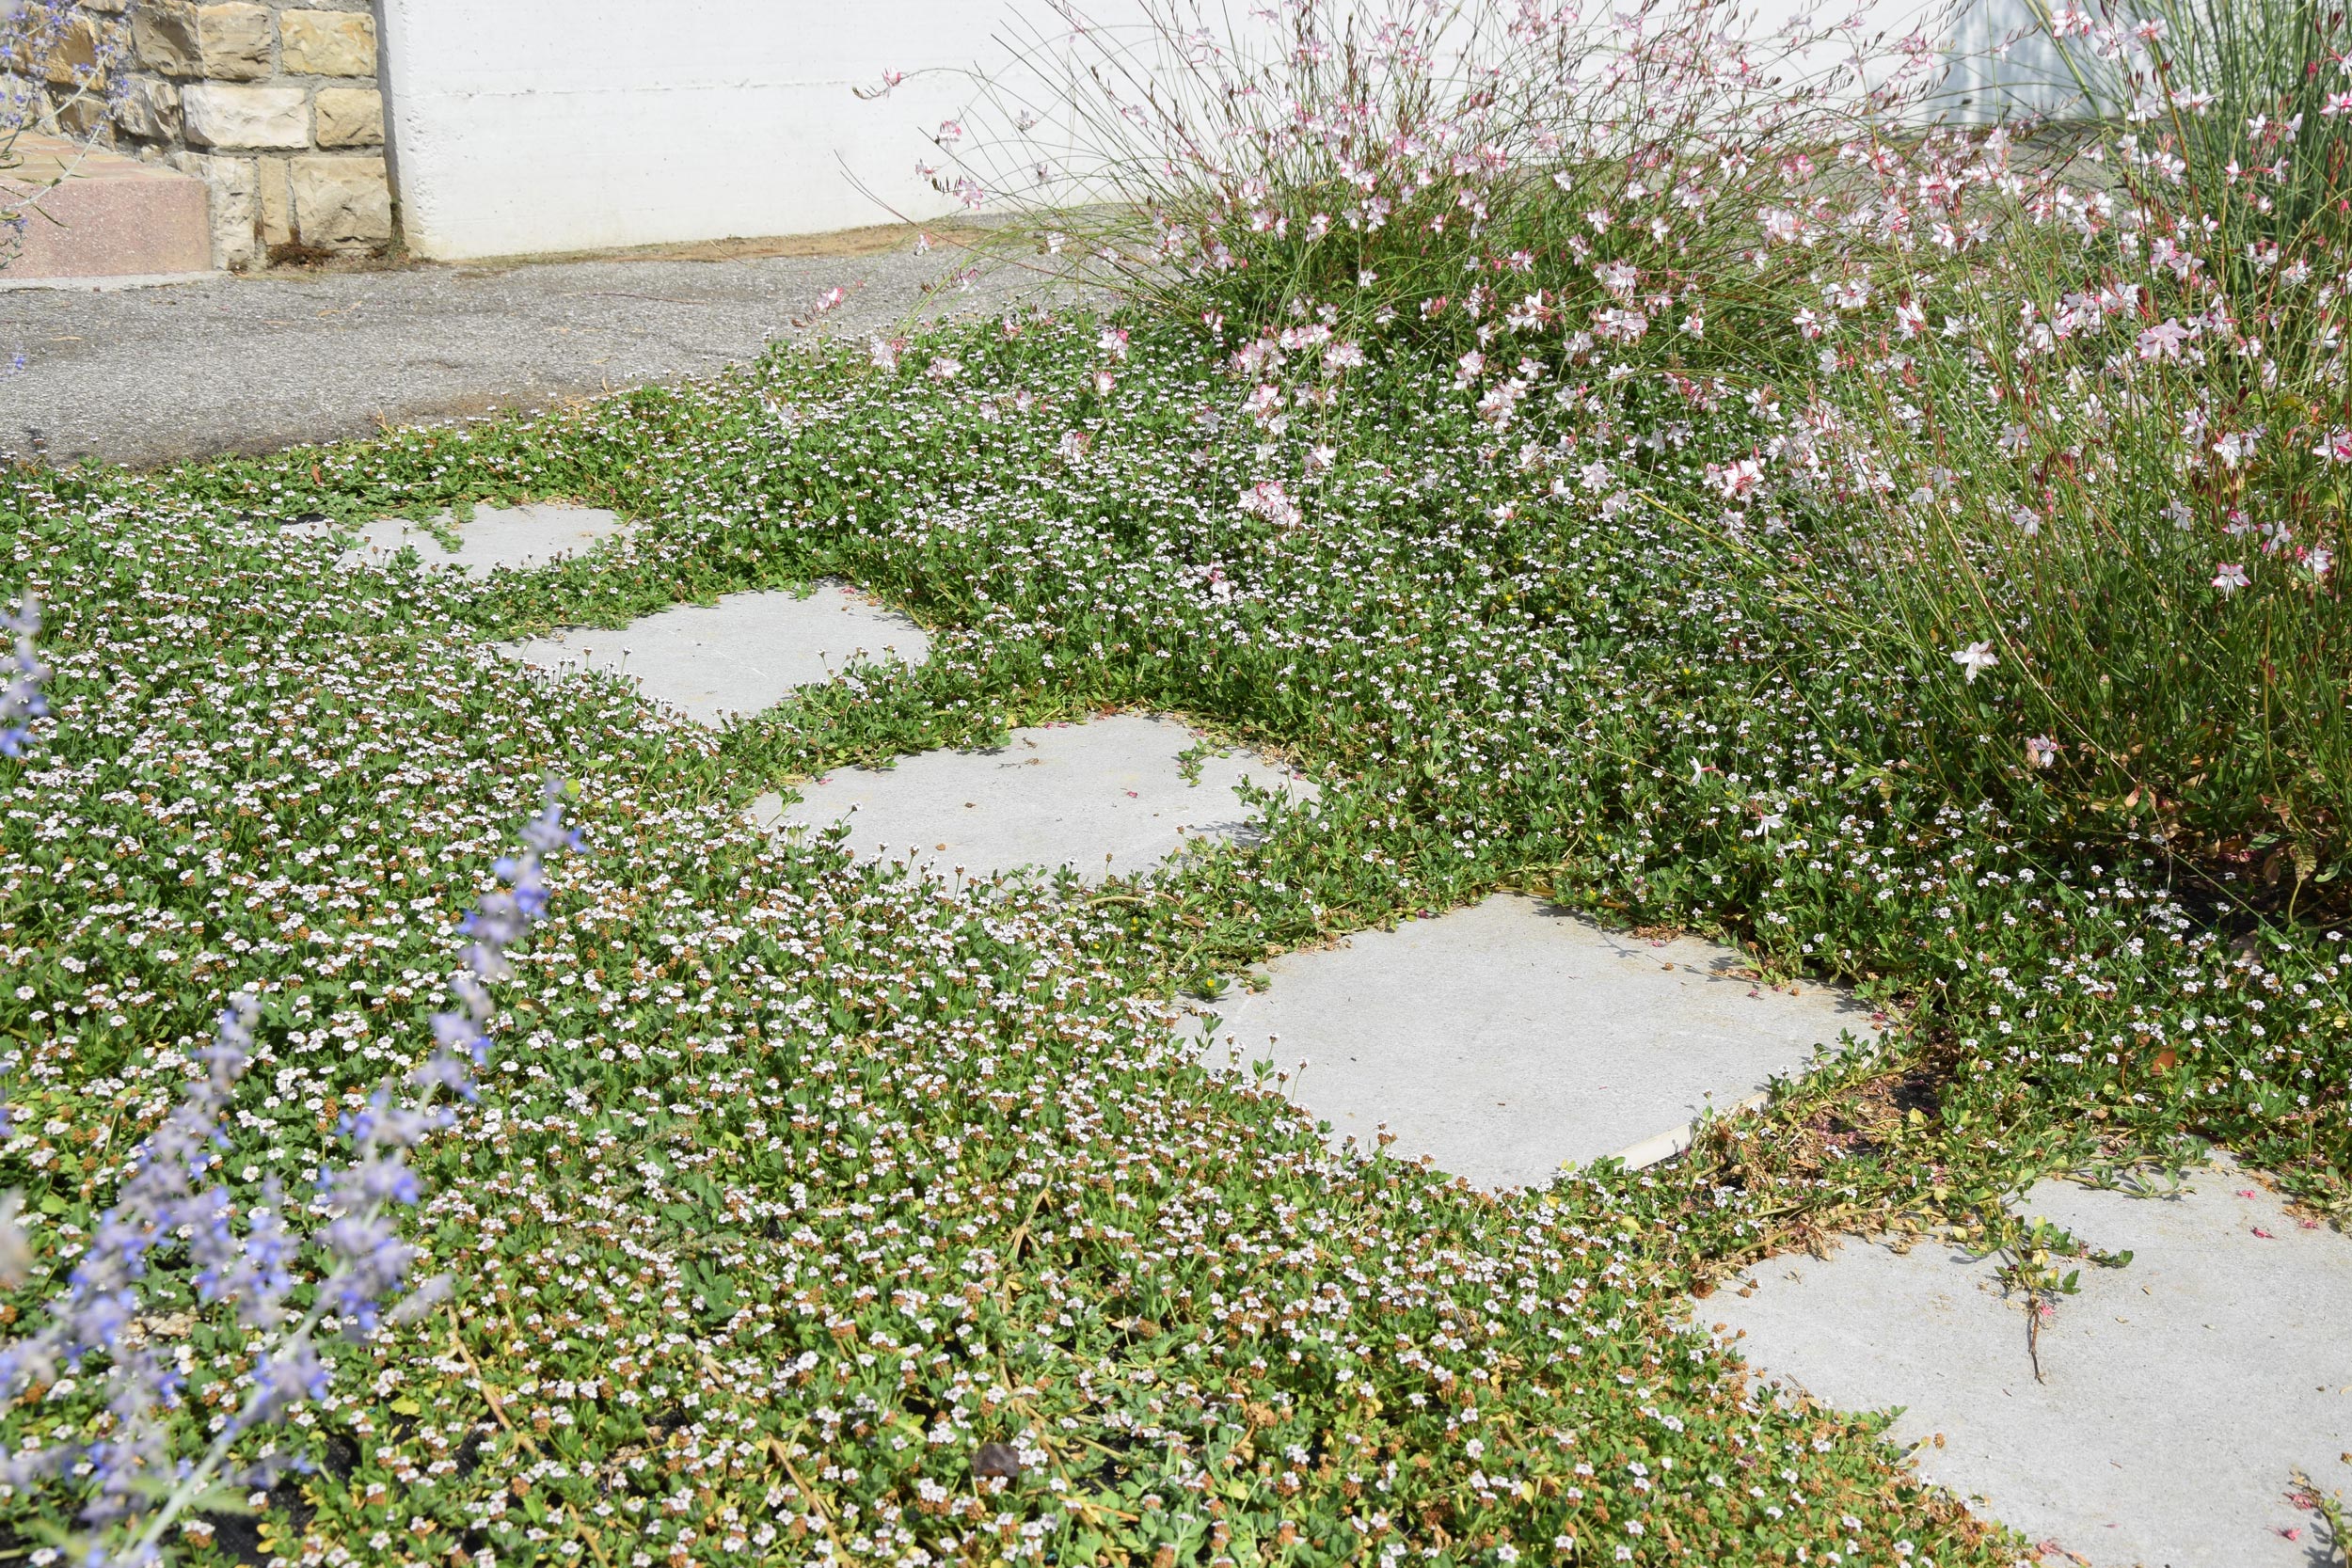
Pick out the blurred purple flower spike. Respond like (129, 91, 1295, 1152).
(0, 593, 46, 760)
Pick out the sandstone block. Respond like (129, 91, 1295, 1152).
(256, 155, 292, 246)
(40, 14, 102, 87)
(183, 83, 308, 150)
(54, 97, 115, 144)
(132, 2, 198, 74)
(192, 4, 274, 79)
(114, 76, 183, 141)
(291, 152, 390, 248)
(166, 149, 260, 269)
(312, 86, 380, 147)
(132, 1, 273, 79)
(278, 10, 375, 77)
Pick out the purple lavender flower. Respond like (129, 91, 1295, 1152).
(0, 593, 46, 759)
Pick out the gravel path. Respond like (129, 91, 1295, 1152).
(0, 233, 1090, 469)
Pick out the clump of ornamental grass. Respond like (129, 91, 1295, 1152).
(930, 0, 2352, 910)
(1773, 0, 2352, 911)
(925, 0, 1953, 380)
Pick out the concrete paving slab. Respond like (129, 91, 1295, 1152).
(749, 714, 1313, 881)
(1705, 1164, 2352, 1568)
(1187, 895, 1875, 1190)
(500, 584, 930, 724)
(325, 502, 626, 576)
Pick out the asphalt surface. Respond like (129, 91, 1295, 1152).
(0, 236, 1091, 469)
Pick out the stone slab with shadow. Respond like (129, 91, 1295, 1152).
(750, 714, 1315, 884)
(500, 583, 930, 725)
(1185, 894, 1878, 1188)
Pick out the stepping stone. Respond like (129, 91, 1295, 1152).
(750, 714, 1313, 881)
(318, 502, 625, 575)
(501, 585, 929, 725)
(1189, 895, 1872, 1188)
(1705, 1164, 2352, 1567)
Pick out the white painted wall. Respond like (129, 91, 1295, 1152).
(376, 0, 1152, 261)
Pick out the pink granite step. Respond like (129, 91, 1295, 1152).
(1, 134, 213, 283)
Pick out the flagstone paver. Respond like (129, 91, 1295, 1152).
(328, 502, 626, 575)
(1705, 1164, 2352, 1568)
(749, 714, 1314, 882)
(1188, 895, 1875, 1188)
(501, 585, 930, 724)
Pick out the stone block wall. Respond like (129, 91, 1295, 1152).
(102, 1, 393, 268)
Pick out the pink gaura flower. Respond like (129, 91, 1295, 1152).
(1237, 480, 1302, 530)
(2137, 319, 2192, 361)
(1705, 457, 1763, 499)
(2212, 562, 2250, 594)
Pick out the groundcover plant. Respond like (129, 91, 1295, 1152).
(0, 341, 2019, 1566)
(5, 2, 2352, 1565)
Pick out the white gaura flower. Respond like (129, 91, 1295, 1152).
(2211, 562, 2249, 594)
(1952, 641, 1999, 682)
